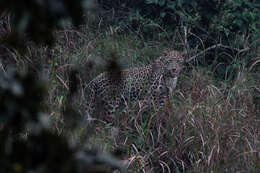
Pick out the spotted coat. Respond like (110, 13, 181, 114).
(85, 50, 185, 118)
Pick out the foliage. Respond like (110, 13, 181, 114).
(0, 1, 127, 172)
(221, 0, 260, 38)
(97, 0, 260, 80)
(0, 0, 259, 172)
(0, 71, 126, 173)
(1, 17, 259, 172)
(0, 0, 95, 48)
(98, 0, 260, 39)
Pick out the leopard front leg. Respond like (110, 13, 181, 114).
(149, 75, 169, 112)
(85, 88, 96, 120)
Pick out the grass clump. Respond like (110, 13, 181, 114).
(109, 67, 259, 172)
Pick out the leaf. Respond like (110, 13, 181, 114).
(145, 0, 157, 4)
(158, 0, 165, 6)
(160, 12, 166, 18)
(167, 1, 176, 10)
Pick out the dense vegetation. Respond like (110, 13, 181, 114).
(97, 0, 260, 80)
(0, 0, 259, 172)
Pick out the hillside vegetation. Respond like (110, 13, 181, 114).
(0, 0, 260, 172)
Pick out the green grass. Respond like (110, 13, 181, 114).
(3, 23, 260, 172)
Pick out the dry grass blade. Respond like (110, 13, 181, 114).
(249, 58, 260, 71)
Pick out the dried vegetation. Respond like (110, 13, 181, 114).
(1, 12, 260, 173)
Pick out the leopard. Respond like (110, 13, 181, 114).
(84, 50, 186, 119)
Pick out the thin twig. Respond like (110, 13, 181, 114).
(189, 31, 205, 63)
(187, 44, 222, 62)
(249, 58, 260, 71)
(186, 44, 250, 62)
(0, 60, 6, 74)
(254, 87, 260, 93)
(56, 74, 69, 91)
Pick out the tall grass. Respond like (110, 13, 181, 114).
(2, 22, 259, 172)
(109, 67, 259, 172)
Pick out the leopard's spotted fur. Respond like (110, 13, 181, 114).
(85, 50, 185, 118)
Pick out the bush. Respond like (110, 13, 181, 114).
(97, 0, 260, 80)
(98, 0, 260, 40)
(0, 0, 92, 48)
(0, 71, 126, 173)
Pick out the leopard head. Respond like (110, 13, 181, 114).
(155, 50, 186, 73)
(153, 50, 186, 92)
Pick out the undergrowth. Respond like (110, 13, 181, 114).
(1, 20, 260, 173)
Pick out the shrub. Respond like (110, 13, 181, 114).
(0, 71, 126, 173)
(98, 0, 260, 40)
(97, 0, 260, 80)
